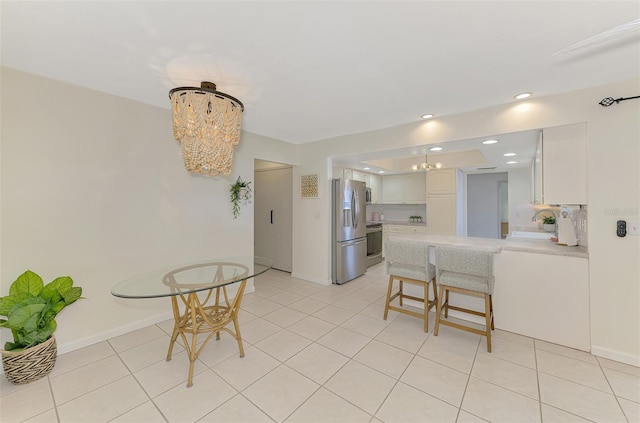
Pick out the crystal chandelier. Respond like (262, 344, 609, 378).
(169, 82, 244, 176)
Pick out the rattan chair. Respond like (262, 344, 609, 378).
(384, 239, 437, 332)
(433, 245, 495, 352)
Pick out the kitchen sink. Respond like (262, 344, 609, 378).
(509, 231, 554, 240)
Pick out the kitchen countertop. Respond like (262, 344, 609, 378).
(388, 232, 588, 258)
(368, 220, 426, 226)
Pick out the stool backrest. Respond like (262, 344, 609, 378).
(385, 239, 429, 267)
(435, 246, 494, 279)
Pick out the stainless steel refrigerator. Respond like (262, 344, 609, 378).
(332, 179, 367, 284)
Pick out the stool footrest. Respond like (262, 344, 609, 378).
(447, 305, 486, 318)
(437, 319, 488, 337)
(387, 305, 424, 319)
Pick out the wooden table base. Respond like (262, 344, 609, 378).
(166, 279, 248, 387)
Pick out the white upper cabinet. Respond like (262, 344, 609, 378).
(382, 174, 405, 203)
(369, 173, 381, 203)
(351, 169, 369, 184)
(541, 123, 587, 205)
(404, 172, 427, 203)
(381, 173, 426, 204)
(426, 168, 462, 236)
(427, 168, 457, 195)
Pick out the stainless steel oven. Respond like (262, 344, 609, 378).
(366, 223, 383, 267)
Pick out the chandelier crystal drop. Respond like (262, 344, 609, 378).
(169, 82, 244, 176)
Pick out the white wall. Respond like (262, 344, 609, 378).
(0, 67, 297, 353)
(293, 78, 640, 365)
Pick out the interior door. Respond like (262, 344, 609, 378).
(254, 165, 293, 272)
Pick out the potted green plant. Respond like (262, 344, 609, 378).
(542, 216, 556, 232)
(0, 270, 82, 384)
(230, 176, 252, 219)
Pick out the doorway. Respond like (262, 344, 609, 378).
(466, 172, 508, 239)
(254, 160, 293, 272)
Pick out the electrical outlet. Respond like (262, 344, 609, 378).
(629, 220, 640, 236)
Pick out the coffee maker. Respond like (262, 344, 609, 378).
(557, 207, 578, 246)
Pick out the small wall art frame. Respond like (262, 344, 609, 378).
(300, 174, 319, 198)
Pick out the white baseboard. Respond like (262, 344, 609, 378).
(0, 311, 174, 376)
(591, 345, 640, 367)
(56, 311, 174, 356)
(291, 272, 332, 286)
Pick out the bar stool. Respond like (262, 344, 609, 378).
(433, 245, 495, 352)
(383, 239, 437, 332)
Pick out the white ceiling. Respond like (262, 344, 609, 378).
(2, 1, 639, 148)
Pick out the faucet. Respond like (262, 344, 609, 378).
(531, 208, 559, 222)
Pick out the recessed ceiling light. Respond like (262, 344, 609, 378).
(482, 139, 498, 145)
(514, 92, 531, 100)
(506, 161, 518, 164)
(363, 167, 370, 170)
(504, 153, 516, 157)
(421, 114, 434, 119)
(429, 146, 443, 152)
(378, 170, 385, 174)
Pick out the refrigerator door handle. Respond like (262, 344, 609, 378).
(352, 189, 359, 230)
(340, 238, 366, 248)
(270, 210, 274, 224)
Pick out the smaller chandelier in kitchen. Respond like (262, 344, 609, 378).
(412, 157, 442, 171)
(169, 81, 244, 176)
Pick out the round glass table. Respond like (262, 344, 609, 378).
(111, 256, 272, 387)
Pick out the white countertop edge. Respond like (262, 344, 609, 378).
(371, 220, 427, 227)
(388, 233, 588, 258)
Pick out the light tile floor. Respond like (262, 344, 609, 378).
(2, 264, 639, 423)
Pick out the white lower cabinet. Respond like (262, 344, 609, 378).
(382, 225, 426, 257)
(406, 226, 426, 233)
(492, 251, 590, 351)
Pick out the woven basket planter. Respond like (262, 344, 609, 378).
(2, 336, 57, 385)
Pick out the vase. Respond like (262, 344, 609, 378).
(2, 336, 57, 385)
(543, 224, 556, 232)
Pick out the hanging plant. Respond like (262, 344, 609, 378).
(230, 176, 252, 219)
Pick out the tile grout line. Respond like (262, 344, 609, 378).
(534, 338, 544, 422)
(596, 350, 632, 422)
(455, 330, 481, 422)
(110, 347, 169, 423)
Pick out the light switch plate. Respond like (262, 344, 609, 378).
(629, 220, 640, 236)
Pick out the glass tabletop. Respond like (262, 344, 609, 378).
(111, 256, 273, 299)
